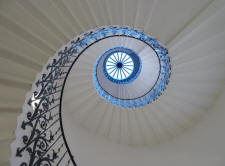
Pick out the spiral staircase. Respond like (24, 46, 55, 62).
(1, 0, 225, 165)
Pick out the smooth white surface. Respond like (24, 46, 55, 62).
(63, 85, 225, 166)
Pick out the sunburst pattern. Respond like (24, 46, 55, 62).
(105, 51, 134, 81)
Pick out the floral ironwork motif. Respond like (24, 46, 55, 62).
(15, 46, 76, 166)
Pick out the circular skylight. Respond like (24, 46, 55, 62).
(92, 27, 171, 108)
(101, 47, 141, 84)
(105, 51, 134, 80)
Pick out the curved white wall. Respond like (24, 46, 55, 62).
(67, 85, 225, 166)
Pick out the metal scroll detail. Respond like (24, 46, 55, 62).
(12, 25, 171, 165)
(15, 46, 76, 166)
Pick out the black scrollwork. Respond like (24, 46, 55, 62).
(15, 44, 75, 166)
